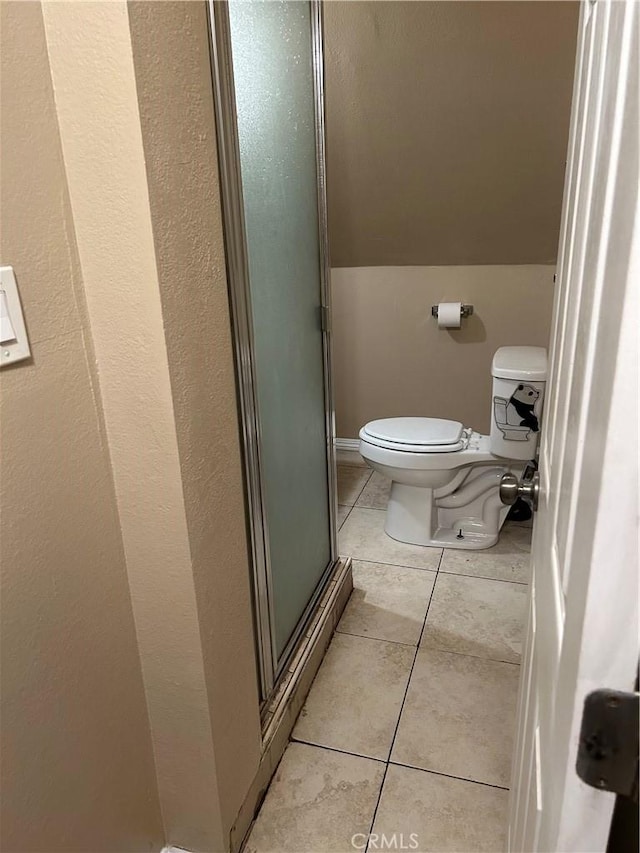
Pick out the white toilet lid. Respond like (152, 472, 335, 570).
(360, 417, 466, 453)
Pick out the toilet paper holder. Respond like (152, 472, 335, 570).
(431, 304, 474, 320)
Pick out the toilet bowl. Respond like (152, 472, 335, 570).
(359, 418, 522, 549)
(359, 347, 548, 550)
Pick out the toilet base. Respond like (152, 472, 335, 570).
(384, 473, 513, 551)
(384, 521, 499, 550)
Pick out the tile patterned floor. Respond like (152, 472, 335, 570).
(246, 464, 530, 853)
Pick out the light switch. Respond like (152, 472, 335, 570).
(0, 290, 17, 343)
(0, 266, 31, 367)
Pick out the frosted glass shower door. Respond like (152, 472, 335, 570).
(227, 1, 334, 668)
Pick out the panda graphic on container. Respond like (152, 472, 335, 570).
(493, 383, 540, 441)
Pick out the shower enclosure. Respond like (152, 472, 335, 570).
(208, 0, 337, 701)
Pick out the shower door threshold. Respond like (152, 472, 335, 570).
(261, 557, 352, 732)
(229, 557, 352, 852)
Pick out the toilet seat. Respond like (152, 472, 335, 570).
(360, 417, 469, 454)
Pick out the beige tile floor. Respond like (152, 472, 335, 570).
(246, 464, 530, 853)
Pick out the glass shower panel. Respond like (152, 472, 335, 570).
(227, 0, 332, 661)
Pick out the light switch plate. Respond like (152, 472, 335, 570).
(1, 266, 31, 367)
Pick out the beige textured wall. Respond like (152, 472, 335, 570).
(2, 2, 262, 850)
(127, 1, 262, 840)
(41, 1, 264, 848)
(332, 265, 556, 438)
(325, 1, 578, 266)
(0, 3, 164, 850)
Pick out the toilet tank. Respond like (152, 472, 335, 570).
(490, 346, 548, 460)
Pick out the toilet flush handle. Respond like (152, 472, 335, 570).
(499, 465, 540, 512)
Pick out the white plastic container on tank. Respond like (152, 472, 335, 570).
(490, 346, 548, 460)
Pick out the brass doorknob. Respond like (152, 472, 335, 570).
(499, 469, 540, 512)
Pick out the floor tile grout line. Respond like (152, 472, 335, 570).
(347, 556, 440, 574)
(333, 629, 523, 671)
(333, 628, 419, 648)
(289, 737, 386, 765)
(418, 566, 523, 665)
(337, 468, 370, 499)
(364, 763, 390, 853)
(352, 468, 374, 502)
(390, 546, 444, 753)
(387, 760, 510, 792)
(364, 548, 444, 852)
(344, 555, 529, 584)
(338, 504, 355, 532)
(348, 505, 387, 513)
(354, 502, 388, 511)
(330, 624, 522, 666)
(343, 466, 391, 514)
(439, 568, 530, 586)
(337, 468, 374, 528)
(283, 737, 513, 794)
(334, 624, 522, 671)
(418, 643, 522, 667)
(415, 548, 444, 649)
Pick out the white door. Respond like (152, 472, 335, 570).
(509, 1, 639, 851)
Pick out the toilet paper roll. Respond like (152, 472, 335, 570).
(437, 302, 462, 329)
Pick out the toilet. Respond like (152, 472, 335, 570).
(359, 346, 548, 550)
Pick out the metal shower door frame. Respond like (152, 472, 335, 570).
(206, 0, 338, 702)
